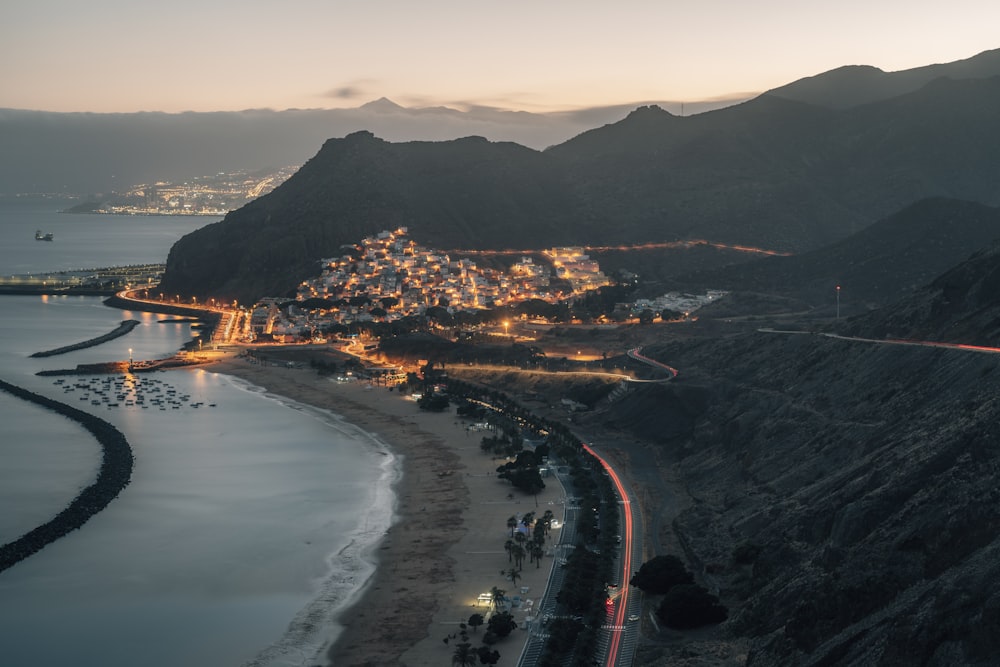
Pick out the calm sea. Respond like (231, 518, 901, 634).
(0, 199, 395, 667)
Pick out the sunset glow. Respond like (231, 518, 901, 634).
(3, 1, 997, 113)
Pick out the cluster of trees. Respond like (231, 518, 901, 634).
(479, 432, 523, 459)
(503, 509, 555, 571)
(496, 450, 546, 495)
(417, 390, 450, 412)
(630, 555, 728, 629)
(446, 595, 520, 664)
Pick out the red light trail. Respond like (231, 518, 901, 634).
(446, 239, 791, 258)
(581, 442, 634, 667)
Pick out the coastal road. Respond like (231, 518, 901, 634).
(581, 442, 642, 667)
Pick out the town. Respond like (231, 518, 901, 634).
(74, 166, 299, 216)
(246, 227, 725, 343)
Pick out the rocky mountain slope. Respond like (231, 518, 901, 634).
(159, 69, 1000, 303)
(670, 198, 1000, 309)
(843, 238, 1000, 346)
(588, 245, 1000, 665)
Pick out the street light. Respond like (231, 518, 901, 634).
(503, 320, 510, 337)
(128, 348, 133, 371)
(836, 285, 841, 319)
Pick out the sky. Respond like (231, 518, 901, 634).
(2, 0, 998, 114)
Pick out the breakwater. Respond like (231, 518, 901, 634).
(0, 379, 134, 574)
(30, 319, 141, 358)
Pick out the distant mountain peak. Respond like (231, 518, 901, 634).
(625, 104, 672, 118)
(360, 97, 406, 113)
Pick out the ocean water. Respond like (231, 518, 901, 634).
(0, 200, 395, 666)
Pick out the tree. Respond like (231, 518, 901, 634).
(486, 611, 518, 639)
(506, 515, 518, 537)
(657, 584, 728, 629)
(532, 543, 545, 567)
(452, 642, 478, 666)
(511, 544, 526, 570)
(629, 554, 694, 594)
(540, 509, 555, 536)
(490, 586, 507, 611)
(468, 612, 484, 634)
(508, 567, 521, 588)
(504, 539, 515, 562)
(417, 392, 450, 412)
(476, 645, 500, 665)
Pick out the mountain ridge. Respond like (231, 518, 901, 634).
(768, 47, 1000, 108)
(157, 73, 1000, 303)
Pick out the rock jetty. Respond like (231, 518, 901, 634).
(30, 320, 141, 358)
(0, 379, 134, 574)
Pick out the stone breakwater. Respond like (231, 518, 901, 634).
(29, 319, 141, 358)
(0, 379, 134, 574)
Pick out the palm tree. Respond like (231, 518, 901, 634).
(490, 586, 507, 611)
(504, 539, 515, 562)
(532, 543, 545, 568)
(452, 642, 477, 667)
(507, 515, 518, 537)
(511, 544, 526, 570)
(507, 567, 521, 590)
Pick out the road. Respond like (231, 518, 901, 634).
(759, 328, 1000, 355)
(627, 347, 679, 379)
(581, 442, 643, 667)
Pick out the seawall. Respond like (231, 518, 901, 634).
(0, 379, 134, 574)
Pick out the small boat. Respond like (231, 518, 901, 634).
(35, 230, 54, 241)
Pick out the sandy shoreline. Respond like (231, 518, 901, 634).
(207, 355, 565, 667)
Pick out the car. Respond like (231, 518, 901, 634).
(628, 614, 640, 622)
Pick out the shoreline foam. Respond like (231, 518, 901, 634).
(206, 355, 567, 667)
(215, 374, 402, 667)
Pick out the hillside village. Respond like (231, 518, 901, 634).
(247, 228, 724, 342)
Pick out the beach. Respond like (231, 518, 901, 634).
(208, 355, 566, 666)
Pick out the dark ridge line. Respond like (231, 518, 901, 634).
(0, 379, 134, 574)
(29, 319, 141, 358)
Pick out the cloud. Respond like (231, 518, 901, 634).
(321, 79, 378, 101)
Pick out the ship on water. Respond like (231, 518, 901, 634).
(35, 229, 54, 241)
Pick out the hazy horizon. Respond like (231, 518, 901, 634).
(3, 1, 998, 114)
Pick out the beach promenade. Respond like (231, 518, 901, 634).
(208, 356, 567, 666)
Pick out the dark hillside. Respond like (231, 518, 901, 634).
(671, 198, 1000, 309)
(592, 316, 1000, 664)
(844, 238, 1000, 346)
(159, 132, 576, 301)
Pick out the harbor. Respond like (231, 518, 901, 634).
(0, 263, 164, 295)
